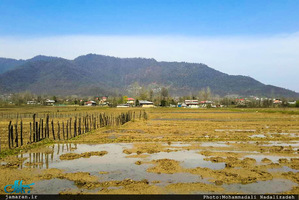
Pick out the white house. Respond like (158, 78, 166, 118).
(45, 99, 55, 106)
(139, 100, 154, 108)
(86, 101, 96, 106)
(27, 101, 36, 105)
(185, 100, 199, 108)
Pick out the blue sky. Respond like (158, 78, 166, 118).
(1, 0, 299, 36)
(0, 0, 299, 92)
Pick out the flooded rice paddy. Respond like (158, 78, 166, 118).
(1, 141, 298, 194)
(1, 108, 299, 194)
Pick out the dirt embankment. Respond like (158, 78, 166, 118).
(59, 151, 108, 160)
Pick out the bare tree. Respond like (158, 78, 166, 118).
(161, 87, 168, 99)
(149, 90, 154, 101)
(198, 87, 212, 101)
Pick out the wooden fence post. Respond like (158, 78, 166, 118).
(57, 121, 60, 140)
(15, 124, 18, 147)
(66, 121, 69, 139)
(35, 122, 38, 142)
(8, 121, 12, 149)
(69, 118, 72, 138)
(62, 121, 65, 140)
(29, 122, 32, 143)
(33, 114, 36, 141)
(78, 118, 81, 135)
(38, 121, 41, 141)
(39, 118, 42, 140)
(89, 116, 92, 131)
(10, 125, 14, 148)
(46, 114, 49, 138)
(51, 120, 55, 140)
(74, 117, 77, 137)
(20, 120, 23, 146)
(41, 119, 44, 139)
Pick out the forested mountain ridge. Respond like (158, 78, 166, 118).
(0, 54, 298, 98)
(0, 58, 26, 74)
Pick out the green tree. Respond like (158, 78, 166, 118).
(296, 101, 299, 107)
(52, 96, 57, 102)
(37, 96, 42, 103)
(111, 97, 118, 107)
(117, 96, 124, 104)
(123, 96, 128, 103)
(135, 99, 140, 107)
(170, 99, 176, 105)
(161, 99, 167, 107)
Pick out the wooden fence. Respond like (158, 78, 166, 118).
(2, 110, 147, 151)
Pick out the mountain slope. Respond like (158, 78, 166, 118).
(0, 54, 298, 98)
(0, 58, 26, 74)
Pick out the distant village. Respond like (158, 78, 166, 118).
(1, 92, 298, 108)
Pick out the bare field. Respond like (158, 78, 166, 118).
(75, 108, 299, 143)
(0, 107, 299, 194)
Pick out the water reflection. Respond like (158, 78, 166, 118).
(6, 142, 299, 194)
(17, 143, 80, 169)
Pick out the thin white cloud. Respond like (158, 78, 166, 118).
(0, 33, 299, 92)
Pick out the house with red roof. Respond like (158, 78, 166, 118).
(126, 98, 135, 105)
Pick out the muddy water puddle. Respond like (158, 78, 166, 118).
(5, 142, 299, 194)
(250, 134, 267, 138)
(199, 142, 230, 147)
(31, 179, 77, 194)
(260, 141, 299, 147)
(268, 166, 299, 173)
